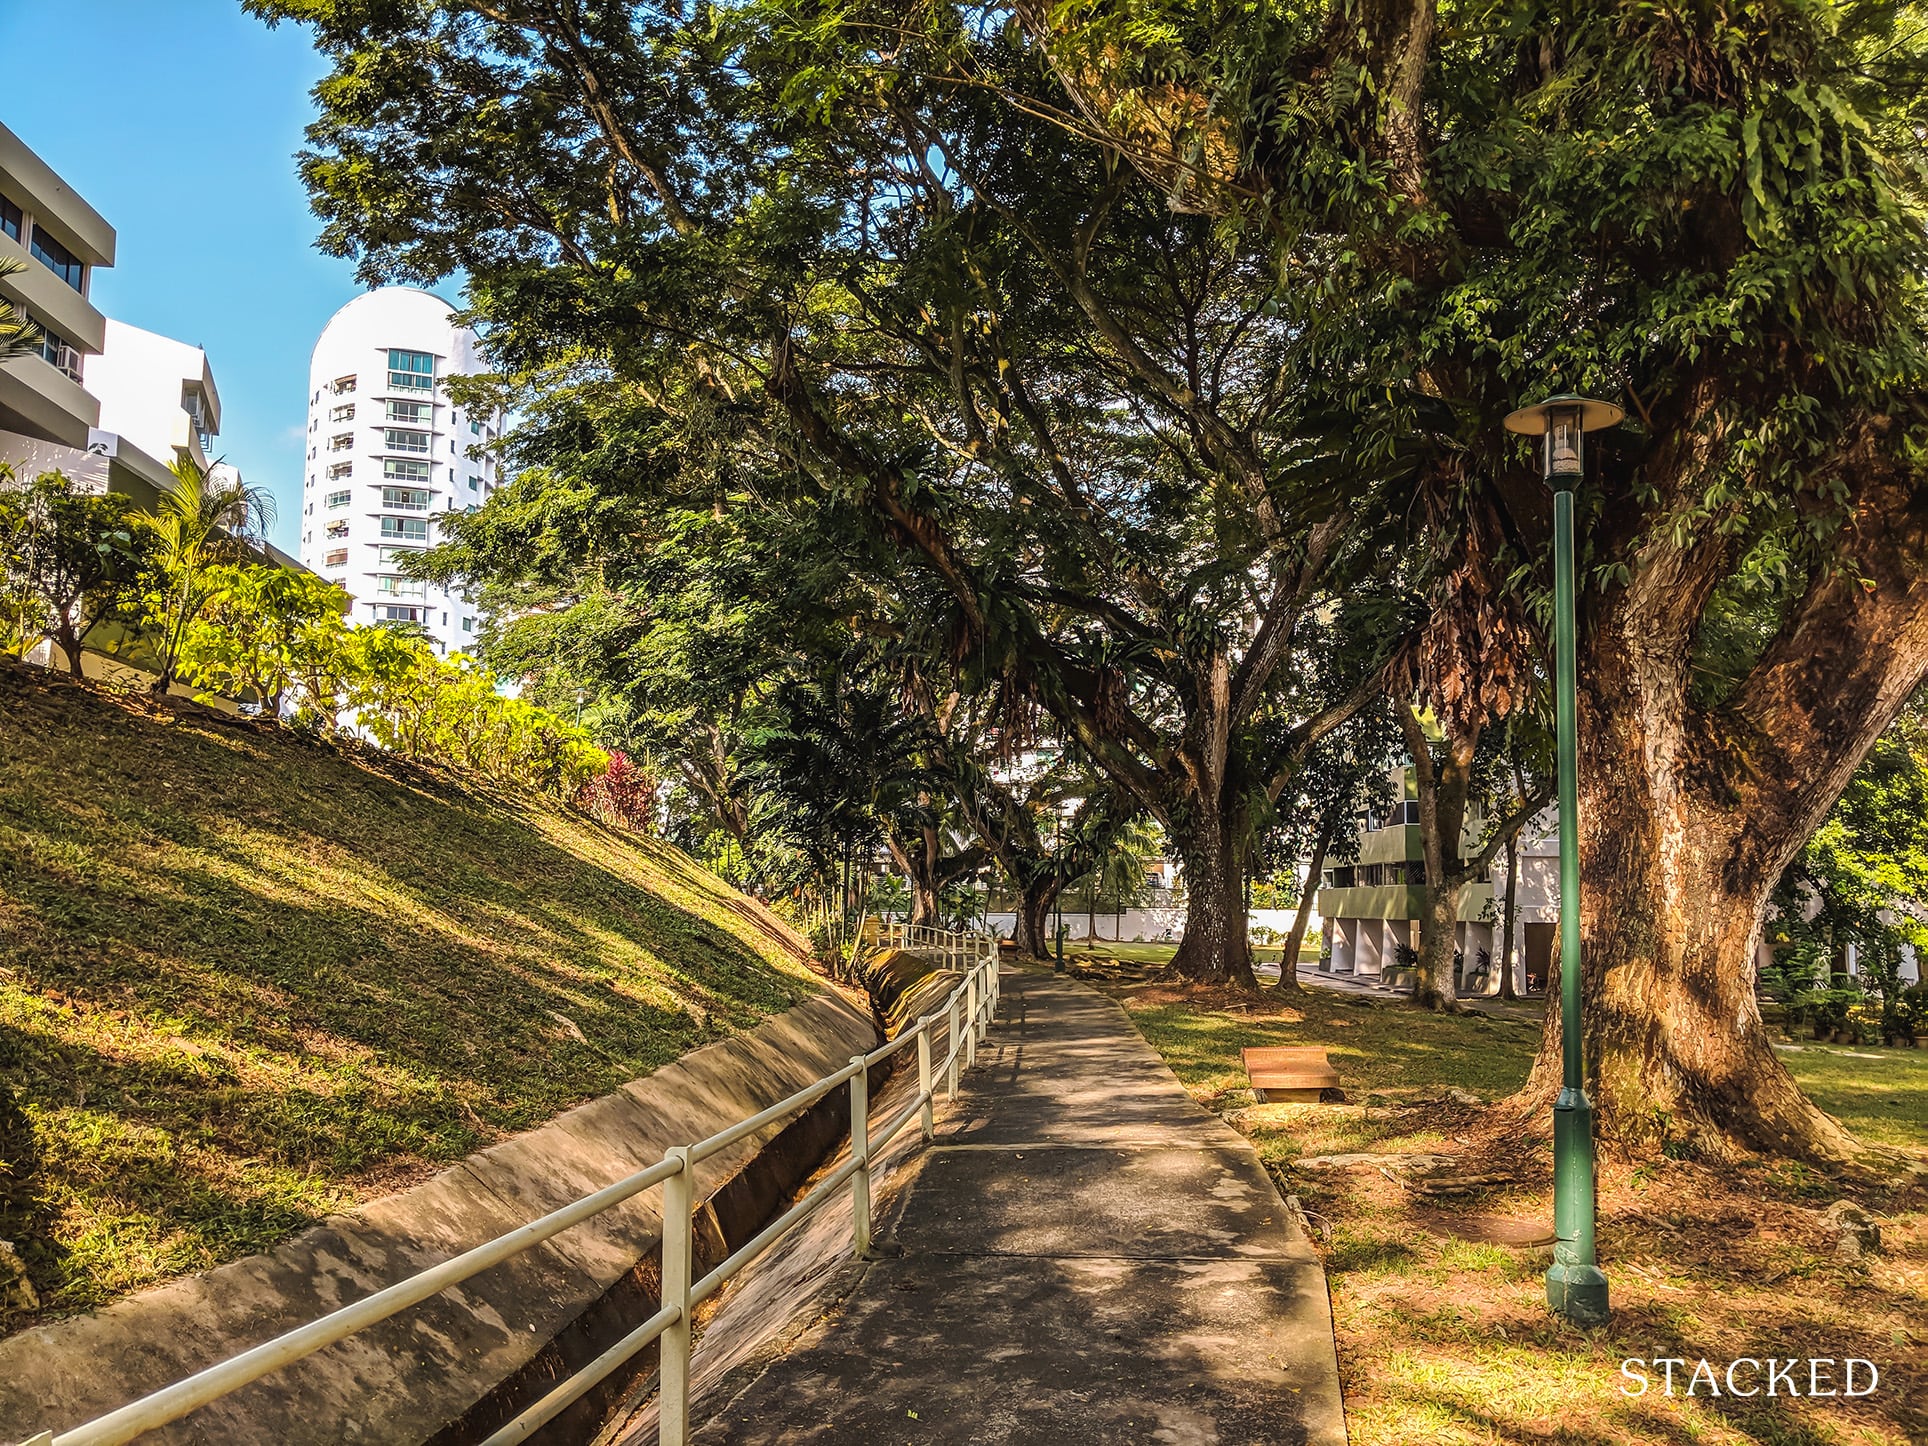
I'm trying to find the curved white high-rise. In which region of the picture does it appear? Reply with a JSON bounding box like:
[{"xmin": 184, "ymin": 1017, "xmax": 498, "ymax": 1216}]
[{"xmin": 299, "ymin": 287, "xmax": 502, "ymax": 654}]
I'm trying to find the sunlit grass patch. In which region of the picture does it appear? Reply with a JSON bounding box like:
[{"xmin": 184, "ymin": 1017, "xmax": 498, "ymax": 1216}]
[{"xmin": 0, "ymin": 663, "xmax": 822, "ymax": 1325}]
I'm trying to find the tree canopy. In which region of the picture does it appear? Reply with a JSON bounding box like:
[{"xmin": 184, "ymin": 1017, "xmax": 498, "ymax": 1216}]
[{"xmin": 249, "ymin": 0, "xmax": 1928, "ymax": 1161}]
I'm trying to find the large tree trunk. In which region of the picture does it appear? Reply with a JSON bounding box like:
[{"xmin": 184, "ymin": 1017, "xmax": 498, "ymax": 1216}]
[
  {"xmin": 884, "ymin": 827, "xmax": 942, "ymax": 924},
  {"xmin": 1168, "ymin": 811, "xmax": 1256, "ymax": 987},
  {"xmin": 1529, "ymin": 767, "xmax": 1867, "ymax": 1163},
  {"xmin": 1013, "ymin": 876, "xmax": 1061, "ymax": 960},
  {"xmin": 1400, "ymin": 702, "xmax": 1475, "ymax": 1012},
  {"xmin": 1276, "ymin": 811, "xmax": 1338, "ymax": 994},
  {"xmin": 1522, "ymin": 461, "xmax": 1928, "ymax": 1165}
]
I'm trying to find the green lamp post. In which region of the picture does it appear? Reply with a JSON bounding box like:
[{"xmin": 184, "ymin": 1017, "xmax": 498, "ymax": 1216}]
[{"xmin": 1502, "ymin": 393, "xmax": 1622, "ymax": 1328}]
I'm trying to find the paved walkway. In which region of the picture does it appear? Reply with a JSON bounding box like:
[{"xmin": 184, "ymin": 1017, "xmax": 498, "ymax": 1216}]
[{"xmin": 687, "ymin": 968, "xmax": 1347, "ymax": 1445}]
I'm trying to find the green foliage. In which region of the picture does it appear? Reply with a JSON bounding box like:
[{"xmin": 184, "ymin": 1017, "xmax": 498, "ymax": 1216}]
[
  {"xmin": 0, "ymin": 470, "xmax": 154, "ymax": 675},
  {"xmin": 1771, "ymin": 692, "xmax": 1928, "ymax": 1041},
  {"xmin": 346, "ymin": 627, "xmax": 609, "ymax": 796},
  {"xmin": 179, "ymin": 563, "xmax": 352, "ymax": 715},
  {"xmin": 244, "ymin": 0, "xmax": 1407, "ymax": 981},
  {"xmin": 0, "ymin": 460, "xmax": 607, "ymax": 798},
  {"xmin": 140, "ymin": 457, "xmax": 276, "ymax": 693},
  {"xmin": 0, "ymin": 260, "xmax": 41, "ymax": 363}
]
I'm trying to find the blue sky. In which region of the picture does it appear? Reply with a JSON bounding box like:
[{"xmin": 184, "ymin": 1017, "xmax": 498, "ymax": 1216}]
[{"xmin": 1, "ymin": 1, "xmax": 368, "ymax": 552}]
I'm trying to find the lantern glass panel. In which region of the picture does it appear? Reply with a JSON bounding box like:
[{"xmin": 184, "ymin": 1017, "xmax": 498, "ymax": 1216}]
[{"xmin": 1545, "ymin": 408, "xmax": 1584, "ymax": 479}]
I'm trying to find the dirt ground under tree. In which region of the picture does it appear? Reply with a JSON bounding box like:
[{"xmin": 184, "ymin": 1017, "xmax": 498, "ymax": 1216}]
[{"xmin": 1065, "ymin": 952, "xmax": 1925, "ymax": 1446}]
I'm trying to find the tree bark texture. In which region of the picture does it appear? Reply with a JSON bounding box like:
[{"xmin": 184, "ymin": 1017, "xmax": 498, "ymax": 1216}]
[
  {"xmin": 1277, "ymin": 811, "xmax": 1338, "ymax": 993},
  {"xmin": 1014, "ymin": 878, "xmax": 1062, "ymax": 960},
  {"xmin": 1167, "ymin": 805, "xmax": 1256, "ymax": 988},
  {"xmin": 1498, "ymin": 834, "xmax": 1520, "ymax": 1002},
  {"xmin": 1526, "ymin": 460, "xmax": 1928, "ymax": 1165},
  {"xmin": 1400, "ymin": 702, "xmax": 1476, "ymax": 1011}
]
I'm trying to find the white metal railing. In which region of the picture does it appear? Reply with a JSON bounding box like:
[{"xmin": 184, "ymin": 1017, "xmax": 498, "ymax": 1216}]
[
  {"xmin": 24, "ymin": 928, "xmax": 1001, "ymax": 1446},
  {"xmin": 878, "ymin": 920, "xmax": 991, "ymax": 978}
]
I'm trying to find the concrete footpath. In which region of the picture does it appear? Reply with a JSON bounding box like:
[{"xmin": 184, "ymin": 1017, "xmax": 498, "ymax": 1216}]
[{"xmin": 686, "ymin": 967, "xmax": 1347, "ymax": 1445}]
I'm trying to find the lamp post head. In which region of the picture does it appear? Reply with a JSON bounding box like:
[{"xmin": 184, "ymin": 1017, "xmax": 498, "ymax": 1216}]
[{"xmin": 1503, "ymin": 393, "xmax": 1624, "ymax": 486}]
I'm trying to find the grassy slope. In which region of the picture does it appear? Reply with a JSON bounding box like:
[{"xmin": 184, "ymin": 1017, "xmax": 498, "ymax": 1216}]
[
  {"xmin": 1078, "ymin": 948, "xmax": 1925, "ymax": 1446},
  {"xmin": 0, "ymin": 662, "xmax": 822, "ymax": 1322}
]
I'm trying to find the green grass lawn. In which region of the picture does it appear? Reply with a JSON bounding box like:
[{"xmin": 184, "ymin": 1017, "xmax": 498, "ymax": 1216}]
[
  {"xmin": 1775, "ymin": 1042, "xmax": 1928, "ymax": 1151},
  {"xmin": 1064, "ymin": 940, "xmax": 1181, "ymax": 965},
  {"xmin": 0, "ymin": 662, "xmax": 823, "ymax": 1324},
  {"xmin": 1098, "ymin": 969, "xmax": 1926, "ymax": 1446},
  {"xmin": 1080, "ymin": 942, "xmax": 1928, "ymax": 1149}
]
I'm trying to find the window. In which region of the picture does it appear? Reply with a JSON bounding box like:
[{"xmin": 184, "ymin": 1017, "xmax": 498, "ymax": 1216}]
[
  {"xmin": 382, "ymin": 458, "xmax": 430, "ymax": 483},
  {"xmin": 325, "ymin": 490, "xmax": 351, "ymax": 510},
  {"xmin": 324, "ymin": 548, "xmax": 349, "ymax": 568},
  {"xmin": 387, "ymin": 348, "xmax": 435, "ymax": 390},
  {"xmin": 378, "ymin": 605, "xmax": 425, "ymax": 624},
  {"xmin": 461, "ymin": 617, "xmax": 474, "ymax": 632},
  {"xmin": 383, "ymin": 428, "xmax": 430, "ymax": 454},
  {"xmin": 376, "ymin": 575, "xmax": 426, "ymax": 600},
  {"xmin": 380, "ymin": 517, "xmax": 429, "ymax": 542},
  {"xmin": 329, "ymin": 433, "xmax": 354, "ymax": 452},
  {"xmin": 386, "ymin": 400, "xmax": 431, "ymax": 424},
  {"xmin": 376, "ymin": 545, "xmax": 420, "ymax": 565},
  {"xmin": 331, "ymin": 375, "xmax": 356, "ymax": 395},
  {"xmin": 326, "ymin": 462, "xmax": 353, "ymax": 481},
  {"xmin": 326, "ymin": 520, "xmax": 350, "ymax": 540},
  {"xmin": 469, "ymin": 418, "xmax": 481, "ymax": 435},
  {"xmin": 329, "ymin": 404, "xmax": 356, "ymax": 423},
  {"xmin": 35, "ymin": 320, "xmax": 82, "ymax": 383},
  {"xmin": 382, "ymin": 486, "xmax": 430, "ymax": 511},
  {"xmin": 467, "ymin": 475, "xmax": 480, "ymax": 492},
  {"xmin": 0, "ymin": 194, "xmax": 19, "ymax": 242},
  {"xmin": 29, "ymin": 226, "xmax": 84, "ymax": 291}
]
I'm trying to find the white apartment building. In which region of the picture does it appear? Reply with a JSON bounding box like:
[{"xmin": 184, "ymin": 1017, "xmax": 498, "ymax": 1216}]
[
  {"xmin": 84, "ymin": 319, "xmax": 222, "ymax": 471},
  {"xmin": 2, "ymin": 124, "xmax": 283, "ymax": 532},
  {"xmin": 0, "ymin": 121, "xmax": 115, "ymax": 462},
  {"xmin": 300, "ymin": 288, "xmax": 502, "ymax": 653}
]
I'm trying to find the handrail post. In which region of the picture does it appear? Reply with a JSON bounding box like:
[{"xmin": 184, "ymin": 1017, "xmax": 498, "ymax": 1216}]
[
  {"xmin": 965, "ymin": 974, "xmax": 979, "ymax": 1067},
  {"xmin": 659, "ymin": 1146, "xmax": 694, "ymax": 1446},
  {"xmin": 917, "ymin": 1020, "xmax": 935, "ymax": 1141},
  {"xmin": 947, "ymin": 996, "xmax": 961, "ymax": 1097},
  {"xmin": 849, "ymin": 1056, "xmax": 871, "ymax": 1258}
]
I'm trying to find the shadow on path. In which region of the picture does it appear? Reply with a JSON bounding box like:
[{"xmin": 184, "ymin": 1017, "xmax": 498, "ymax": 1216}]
[{"xmin": 656, "ymin": 968, "xmax": 1347, "ymax": 1446}]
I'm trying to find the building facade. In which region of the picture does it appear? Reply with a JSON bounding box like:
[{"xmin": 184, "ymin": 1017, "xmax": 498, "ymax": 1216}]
[
  {"xmin": 0, "ymin": 121, "xmax": 115, "ymax": 458},
  {"xmin": 300, "ymin": 288, "xmax": 502, "ymax": 654},
  {"xmin": 84, "ymin": 319, "xmax": 222, "ymax": 472},
  {"xmin": 1316, "ymin": 767, "xmax": 1561, "ymax": 997}
]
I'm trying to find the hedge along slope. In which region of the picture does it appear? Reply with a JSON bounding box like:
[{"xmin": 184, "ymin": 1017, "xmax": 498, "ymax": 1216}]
[{"xmin": 0, "ymin": 661, "xmax": 822, "ymax": 1327}]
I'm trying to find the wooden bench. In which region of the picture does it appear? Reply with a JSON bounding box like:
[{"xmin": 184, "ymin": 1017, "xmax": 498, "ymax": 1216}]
[{"xmin": 1241, "ymin": 1045, "xmax": 1342, "ymax": 1103}]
